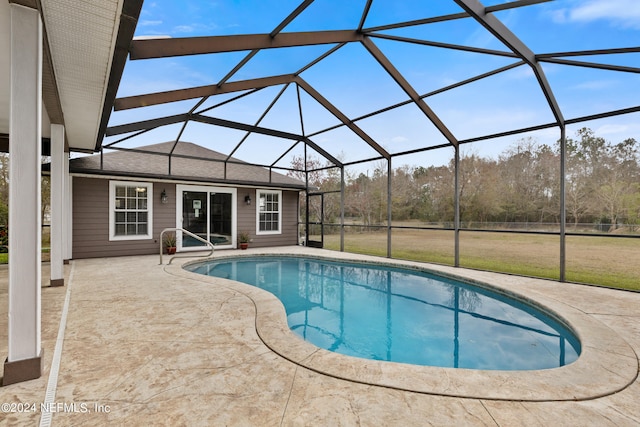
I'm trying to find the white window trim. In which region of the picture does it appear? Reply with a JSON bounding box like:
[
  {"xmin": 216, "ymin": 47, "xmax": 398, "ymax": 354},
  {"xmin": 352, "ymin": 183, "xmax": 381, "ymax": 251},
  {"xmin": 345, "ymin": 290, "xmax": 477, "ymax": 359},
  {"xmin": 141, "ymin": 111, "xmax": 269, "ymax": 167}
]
[
  {"xmin": 109, "ymin": 180, "xmax": 153, "ymax": 241},
  {"xmin": 256, "ymin": 189, "xmax": 282, "ymax": 235}
]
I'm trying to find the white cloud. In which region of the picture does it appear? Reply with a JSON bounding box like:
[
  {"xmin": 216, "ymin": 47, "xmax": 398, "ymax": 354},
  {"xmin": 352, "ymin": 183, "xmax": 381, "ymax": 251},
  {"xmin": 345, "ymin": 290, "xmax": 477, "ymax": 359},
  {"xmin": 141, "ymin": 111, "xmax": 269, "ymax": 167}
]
[
  {"xmin": 568, "ymin": 80, "xmax": 616, "ymax": 91},
  {"xmin": 171, "ymin": 22, "xmax": 220, "ymax": 35},
  {"xmin": 596, "ymin": 124, "xmax": 629, "ymax": 135},
  {"xmin": 548, "ymin": 9, "xmax": 569, "ymax": 24},
  {"xmin": 139, "ymin": 20, "xmax": 163, "ymax": 26},
  {"xmin": 390, "ymin": 136, "xmax": 409, "ymax": 144},
  {"xmin": 557, "ymin": 0, "xmax": 640, "ymax": 29},
  {"xmin": 173, "ymin": 25, "xmax": 195, "ymax": 34},
  {"xmin": 505, "ymin": 65, "xmax": 535, "ymax": 80}
]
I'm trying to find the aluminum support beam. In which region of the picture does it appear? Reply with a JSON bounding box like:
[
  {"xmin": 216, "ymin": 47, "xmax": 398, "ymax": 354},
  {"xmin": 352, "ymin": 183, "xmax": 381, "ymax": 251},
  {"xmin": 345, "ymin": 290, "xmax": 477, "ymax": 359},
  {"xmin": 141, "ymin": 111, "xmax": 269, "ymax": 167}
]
[
  {"xmin": 217, "ymin": 50, "xmax": 260, "ymax": 87},
  {"xmin": 114, "ymin": 74, "xmax": 296, "ymax": 111},
  {"xmin": 304, "ymin": 144, "xmax": 310, "ymax": 246},
  {"xmin": 216, "ymin": 1, "xmax": 315, "ymax": 91},
  {"xmin": 369, "ymin": 33, "xmax": 518, "ymax": 58},
  {"xmin": 361, "ymin": 37, "xmax": 459, "ymax": 148},
  {"xmin": 536, "ymin": 46, "xmax": 640, "ymax": 58},
  {"xmin": 106, "ymin": 114, "xmax": 188, "ymax": 136},
  {"xmin": 129, "ymin": 30, "xmax": 362, "ymax": 59},
  {"xmin": 270, "ymin": 0, "xmax": 315, "ymax": 37},
  {"xmin": 387, "ymin": 158, "xmax": 392, "ymax": 258},
  {"xmin": 191, "ymin": 113, "xmax": 342, "ymax": 166},
  {"xmin": 358, "ymin": 0, "xmax": 373, "ymax": 32},
  {"xmin": 559, "ymin": 125, "xmax": 567, "ymax": 282},
  {"xmin": 453, "ymin": 0, "xmax": 564, "ymax": 125},
  {"xmin": 537, "ymin": 57, "xmax": 640, "ymax": 74},
  {"xmin": 226, "ymin": 84, "xmax": 290, "ymax": 161},
  {"xmin": 105, "ymin": 113, "xmax": 342, "ymax": 167},
  {"xmin": 305, "ymin": 139, "xmax": 343, "ymax": 168},
  {"xmin": 362, "ymin": 0, "xmax": 552, "ymax": 32},
  {"xmin": 293, "ymin": 81, "xmax": 342, "ymax": 168},
  {"xmin": 454, "ymin": 146, "xmax": 460, "ymax": 267},
  {"xmin": 295, "ymin": 77, "xmax": 390, "ymax": 159},
  {"xmin": 340, "ymin": 166, "xmax": 345, "ymax": 252},
  {"xmin": 191, "ymin": 114, "xmax": 305, "ymax": 141}
]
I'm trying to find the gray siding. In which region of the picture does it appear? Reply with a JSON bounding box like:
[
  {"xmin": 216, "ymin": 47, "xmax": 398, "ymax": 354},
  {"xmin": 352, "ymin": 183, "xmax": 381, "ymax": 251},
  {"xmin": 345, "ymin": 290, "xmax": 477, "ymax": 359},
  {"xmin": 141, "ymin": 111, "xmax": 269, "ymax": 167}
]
[
  {"xmin": 72, "ymin": 177, "xmax": 300, "ymax": 258},
  {"xmin": 72, "ymin": 177, "xmax": 176, "ymax": 259},
  {"xmin": 237, "ymin": 190, "xmax": 300, "ymax": 248}
]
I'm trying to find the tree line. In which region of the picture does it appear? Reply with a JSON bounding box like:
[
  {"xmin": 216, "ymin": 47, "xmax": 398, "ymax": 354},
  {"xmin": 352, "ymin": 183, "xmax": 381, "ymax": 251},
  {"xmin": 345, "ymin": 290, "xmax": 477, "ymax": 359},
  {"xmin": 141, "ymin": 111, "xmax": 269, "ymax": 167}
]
[
  {"xmin": 0, "ymin": 154, "xmax": 51, "ymax": 227},
  {"xmin": 290, "ymin": 128, "xmax": 640, "ymax": 232}
]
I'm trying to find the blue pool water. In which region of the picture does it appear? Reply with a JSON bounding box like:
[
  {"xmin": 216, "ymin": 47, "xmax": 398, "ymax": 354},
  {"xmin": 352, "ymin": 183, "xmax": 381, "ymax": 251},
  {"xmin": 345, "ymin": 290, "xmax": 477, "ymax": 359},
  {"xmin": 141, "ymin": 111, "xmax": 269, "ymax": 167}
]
[{"xmin": 186, "ymin": 256, "xmax": 580, "ymax": 370}]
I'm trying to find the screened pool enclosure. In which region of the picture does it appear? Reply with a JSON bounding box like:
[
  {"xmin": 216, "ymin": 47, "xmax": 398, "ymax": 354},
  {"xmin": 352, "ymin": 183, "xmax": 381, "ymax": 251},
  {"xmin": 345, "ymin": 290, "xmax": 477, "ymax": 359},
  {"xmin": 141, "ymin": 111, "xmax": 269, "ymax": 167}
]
[{"xmin": 102, "ymin": 0, "xmax": 640, "ymax": 289}]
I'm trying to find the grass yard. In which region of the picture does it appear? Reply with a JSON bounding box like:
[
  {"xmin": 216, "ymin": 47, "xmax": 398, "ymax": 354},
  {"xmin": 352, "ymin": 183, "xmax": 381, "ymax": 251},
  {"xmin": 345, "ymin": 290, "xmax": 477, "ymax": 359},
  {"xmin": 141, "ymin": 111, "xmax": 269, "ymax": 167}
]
[
  {"xmin": 321, "ymin": 228, "xmax": 640, "ymax": 291},
  {"xmin": 0, "ymin": 227, "xmax": 51, "ymax": 265}
]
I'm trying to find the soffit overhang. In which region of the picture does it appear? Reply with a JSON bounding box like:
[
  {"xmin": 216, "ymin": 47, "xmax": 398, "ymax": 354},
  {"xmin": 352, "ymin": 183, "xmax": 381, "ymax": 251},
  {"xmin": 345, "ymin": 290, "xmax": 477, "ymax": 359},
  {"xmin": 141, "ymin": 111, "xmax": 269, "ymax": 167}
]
[{"xmin": 0, "ymin": 0, "xmax": 140, "ymax": 152}]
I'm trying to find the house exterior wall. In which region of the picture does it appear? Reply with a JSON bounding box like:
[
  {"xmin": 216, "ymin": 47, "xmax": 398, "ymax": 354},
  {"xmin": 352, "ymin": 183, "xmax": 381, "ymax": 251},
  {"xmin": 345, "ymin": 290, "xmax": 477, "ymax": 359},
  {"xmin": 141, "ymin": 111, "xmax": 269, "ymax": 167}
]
[
  {"xmin": 72, "ymin": 176, "xmax": 300, "ymax": 259},
  {"xmin": 72, "ymin": 177, "xmax": 176, "ymax": 258},
  {"xmin": 236, "ymin": 189, "xmax": 300, "ymax": 248}
]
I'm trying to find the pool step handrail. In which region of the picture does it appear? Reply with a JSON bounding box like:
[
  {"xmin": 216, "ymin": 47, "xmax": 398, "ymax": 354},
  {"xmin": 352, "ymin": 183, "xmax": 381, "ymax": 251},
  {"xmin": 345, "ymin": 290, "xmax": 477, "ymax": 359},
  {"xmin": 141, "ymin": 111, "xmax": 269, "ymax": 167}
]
[{"xmin": 159, "ymin": 227, "xmax": 215, "ymax": 265}]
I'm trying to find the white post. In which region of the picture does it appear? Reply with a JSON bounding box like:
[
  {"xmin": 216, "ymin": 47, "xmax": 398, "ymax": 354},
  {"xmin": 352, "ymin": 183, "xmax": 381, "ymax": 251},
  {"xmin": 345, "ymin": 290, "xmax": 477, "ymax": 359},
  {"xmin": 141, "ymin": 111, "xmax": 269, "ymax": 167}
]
[
  {"xmin": 63, "ymin": 153, "xmax": 72, "ymax": 261},
  {"xmin": 4, "ymin": 3, "xmax": 43, "ymax": 385},
  {"xmin": 50, "ymin": 124, "xmax": 64, "ymax": 286}
]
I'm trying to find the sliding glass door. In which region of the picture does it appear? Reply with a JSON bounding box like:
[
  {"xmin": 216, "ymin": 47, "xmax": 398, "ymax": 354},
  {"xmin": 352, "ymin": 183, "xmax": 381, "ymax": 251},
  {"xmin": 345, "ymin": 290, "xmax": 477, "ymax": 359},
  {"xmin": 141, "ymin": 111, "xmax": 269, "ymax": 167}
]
[{"xmin": 177, "ymin": 185, "xmax": 236, "ymax": 250}]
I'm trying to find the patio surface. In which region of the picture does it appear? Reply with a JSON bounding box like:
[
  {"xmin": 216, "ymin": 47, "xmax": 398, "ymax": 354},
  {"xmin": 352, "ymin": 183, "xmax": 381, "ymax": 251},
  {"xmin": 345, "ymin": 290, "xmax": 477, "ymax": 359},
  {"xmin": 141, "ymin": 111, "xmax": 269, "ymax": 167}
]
[{"xmin": 1, "ymin": 246, "xmax": 639, "ymax": 426}]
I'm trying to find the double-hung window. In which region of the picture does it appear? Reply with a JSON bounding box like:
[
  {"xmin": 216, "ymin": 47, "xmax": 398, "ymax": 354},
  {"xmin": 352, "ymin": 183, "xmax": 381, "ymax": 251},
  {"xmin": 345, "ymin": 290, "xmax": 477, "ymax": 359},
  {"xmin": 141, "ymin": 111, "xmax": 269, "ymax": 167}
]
[
  {"xmin": 256, "ymin": 190, "xmax": 281, "ymax": 234},
  {"xmin": 109, "ymin": 181, "xmax": 153, "ymax": 240}
]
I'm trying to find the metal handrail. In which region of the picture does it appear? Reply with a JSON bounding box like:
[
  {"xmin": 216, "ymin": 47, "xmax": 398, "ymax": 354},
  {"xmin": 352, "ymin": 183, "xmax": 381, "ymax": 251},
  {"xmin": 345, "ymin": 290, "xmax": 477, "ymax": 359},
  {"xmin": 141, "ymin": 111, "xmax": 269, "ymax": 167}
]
[{"xmin": 159, "ymin": 227, "xmax": 215, "ymax": 265}]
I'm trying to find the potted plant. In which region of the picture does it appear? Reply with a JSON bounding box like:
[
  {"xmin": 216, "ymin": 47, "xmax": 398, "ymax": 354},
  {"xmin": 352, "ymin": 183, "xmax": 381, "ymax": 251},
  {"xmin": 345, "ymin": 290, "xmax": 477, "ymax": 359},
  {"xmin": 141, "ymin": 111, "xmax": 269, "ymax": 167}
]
[
  {"xmin": 163, "ymin": 233, "xmax": 177, "ymax": 255},
  {"xmin": 238, "ymin": 231, "xmax": 250, "ymax": 250}
]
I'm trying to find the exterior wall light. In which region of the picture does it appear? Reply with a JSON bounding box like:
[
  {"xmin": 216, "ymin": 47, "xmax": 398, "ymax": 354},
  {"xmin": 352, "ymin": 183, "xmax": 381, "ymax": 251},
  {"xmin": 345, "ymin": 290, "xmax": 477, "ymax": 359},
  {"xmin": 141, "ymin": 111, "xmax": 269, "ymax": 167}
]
[
  {"xmin": 161, "ymin": 189, "xmax": 168, "ymax": 204},
  {"xmin": 245, "ymin": 195, "xmax": 251, "ymax": 205}
]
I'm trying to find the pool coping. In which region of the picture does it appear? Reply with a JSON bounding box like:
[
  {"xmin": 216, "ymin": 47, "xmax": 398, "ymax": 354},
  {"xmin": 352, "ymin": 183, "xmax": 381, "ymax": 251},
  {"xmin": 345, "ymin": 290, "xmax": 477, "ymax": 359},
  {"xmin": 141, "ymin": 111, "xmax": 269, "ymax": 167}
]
[{"xmin": 165, "ymin": 249, "xmax": 639, "ymax": 402}]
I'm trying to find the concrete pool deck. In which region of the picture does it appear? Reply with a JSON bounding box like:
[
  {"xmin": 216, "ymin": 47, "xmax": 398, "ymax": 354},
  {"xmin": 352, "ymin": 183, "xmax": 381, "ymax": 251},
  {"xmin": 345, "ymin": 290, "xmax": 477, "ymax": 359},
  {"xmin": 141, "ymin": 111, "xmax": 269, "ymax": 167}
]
[{"xmin": 1, "ymin": 246, "xmax": 639, "ymax": 425}]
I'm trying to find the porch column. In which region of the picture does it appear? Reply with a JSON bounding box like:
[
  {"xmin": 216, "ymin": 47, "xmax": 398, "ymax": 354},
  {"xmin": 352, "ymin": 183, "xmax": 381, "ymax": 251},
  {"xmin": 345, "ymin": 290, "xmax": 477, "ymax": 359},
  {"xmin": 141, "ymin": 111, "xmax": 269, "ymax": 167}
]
[
  {"xmin": 63, "ymin": 153, "xmax": 72, "ymax": 261},
  {"xmin": 50, "ymin": 124, "xmax": 64, "ymax": 286},
  {"xmin": 4, "ymin": 3, "xmax": 43, "ymax": 385}
]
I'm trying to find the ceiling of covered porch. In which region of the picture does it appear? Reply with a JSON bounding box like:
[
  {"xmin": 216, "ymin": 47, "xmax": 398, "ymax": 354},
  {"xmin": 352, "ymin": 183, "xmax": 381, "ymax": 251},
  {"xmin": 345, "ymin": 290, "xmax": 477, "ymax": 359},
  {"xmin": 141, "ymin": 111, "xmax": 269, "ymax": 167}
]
[{"xmin": 0, "ymin": 0, "xmax": 141, "ymax": 153}]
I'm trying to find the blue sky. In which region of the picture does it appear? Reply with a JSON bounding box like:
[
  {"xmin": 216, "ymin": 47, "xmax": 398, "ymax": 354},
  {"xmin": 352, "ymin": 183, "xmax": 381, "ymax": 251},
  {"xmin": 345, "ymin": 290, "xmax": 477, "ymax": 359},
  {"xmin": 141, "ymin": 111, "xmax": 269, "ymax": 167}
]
[{"xmin": 105, "ymin": 0, "xmax": 640, "ymax": 171}]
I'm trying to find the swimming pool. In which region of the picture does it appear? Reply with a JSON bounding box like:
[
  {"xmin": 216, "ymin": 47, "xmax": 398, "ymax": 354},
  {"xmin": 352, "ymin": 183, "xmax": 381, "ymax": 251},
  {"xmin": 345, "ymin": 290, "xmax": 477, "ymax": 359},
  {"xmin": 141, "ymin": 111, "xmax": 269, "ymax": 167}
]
[{"xmin": 186, "ymin": 255, "xmax": 580, "ymax": 370}]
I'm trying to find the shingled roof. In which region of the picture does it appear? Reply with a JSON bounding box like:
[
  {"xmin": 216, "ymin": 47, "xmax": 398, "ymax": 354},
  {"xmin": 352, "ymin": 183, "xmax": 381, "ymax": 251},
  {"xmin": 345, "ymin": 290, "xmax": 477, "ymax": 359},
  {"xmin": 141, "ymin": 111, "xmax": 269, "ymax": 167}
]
[{"xmin": 69, "ymin": 141, "xmax": 305, "ymax": 189}]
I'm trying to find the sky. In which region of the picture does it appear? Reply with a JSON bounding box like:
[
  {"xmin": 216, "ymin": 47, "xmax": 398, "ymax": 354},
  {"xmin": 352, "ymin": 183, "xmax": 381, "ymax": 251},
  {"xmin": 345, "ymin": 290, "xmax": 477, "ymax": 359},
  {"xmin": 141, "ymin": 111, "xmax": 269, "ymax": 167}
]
[{"xmin": 104, "ymin": 0, "xmax": 640, "ymax": 172}]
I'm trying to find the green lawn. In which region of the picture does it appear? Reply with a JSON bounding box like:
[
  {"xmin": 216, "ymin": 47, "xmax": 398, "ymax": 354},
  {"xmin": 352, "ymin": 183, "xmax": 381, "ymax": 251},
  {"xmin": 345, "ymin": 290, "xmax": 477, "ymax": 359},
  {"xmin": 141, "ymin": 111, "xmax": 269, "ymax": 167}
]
[
  {"xmin": 323, "ymin": 229, "xmax": 640, "ymax": 291},
  {"xmin": 3, "ymin": 228, "xmax": 637, "ymax": 291}
]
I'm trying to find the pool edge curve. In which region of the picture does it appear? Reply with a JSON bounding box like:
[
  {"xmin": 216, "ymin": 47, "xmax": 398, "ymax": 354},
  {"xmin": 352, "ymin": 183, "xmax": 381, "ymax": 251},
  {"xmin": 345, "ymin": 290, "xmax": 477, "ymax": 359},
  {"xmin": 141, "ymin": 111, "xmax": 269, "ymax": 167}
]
[{"xmin": 167, "ymin": 248, "xmax": 638, "ymax": 402}]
